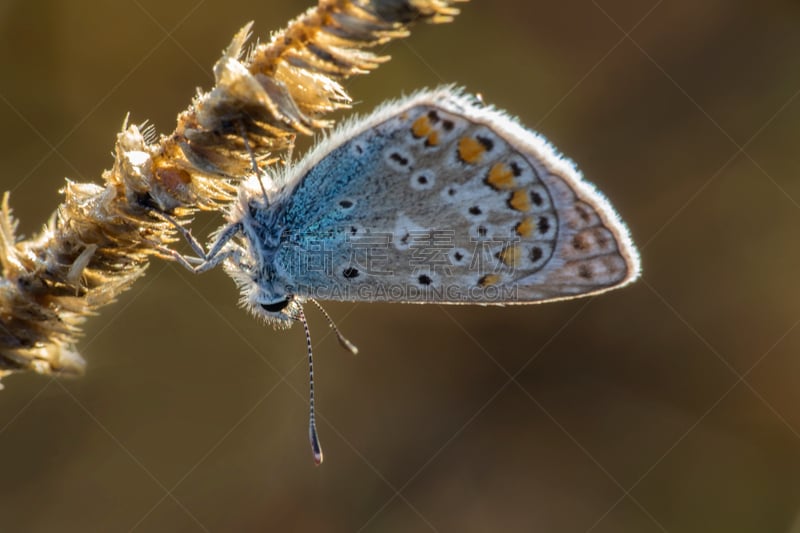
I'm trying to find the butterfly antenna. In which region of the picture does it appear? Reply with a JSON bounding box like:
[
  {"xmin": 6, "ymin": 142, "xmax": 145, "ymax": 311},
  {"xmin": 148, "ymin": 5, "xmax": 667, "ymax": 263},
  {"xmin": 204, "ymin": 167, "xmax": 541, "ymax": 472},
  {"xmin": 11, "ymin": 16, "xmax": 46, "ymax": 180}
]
[
  {"xmin": 297, "ymin": 308, "xmax": 324, "ymax": 465},
  {"xmin": 310, "ymin": 298, "xmax": 358, "ymax": 355},
  {"xmin": 237, "ymin": 120, "xmax": 269, "ymax": 203}
]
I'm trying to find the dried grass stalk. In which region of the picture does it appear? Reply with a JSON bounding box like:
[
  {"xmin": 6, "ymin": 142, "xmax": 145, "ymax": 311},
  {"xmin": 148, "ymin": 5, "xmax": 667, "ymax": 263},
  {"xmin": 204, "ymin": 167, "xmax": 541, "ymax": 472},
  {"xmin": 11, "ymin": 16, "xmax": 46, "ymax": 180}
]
[{"xmin": 0, "ymin": 0, "xmax": 466, "ymax": 386}]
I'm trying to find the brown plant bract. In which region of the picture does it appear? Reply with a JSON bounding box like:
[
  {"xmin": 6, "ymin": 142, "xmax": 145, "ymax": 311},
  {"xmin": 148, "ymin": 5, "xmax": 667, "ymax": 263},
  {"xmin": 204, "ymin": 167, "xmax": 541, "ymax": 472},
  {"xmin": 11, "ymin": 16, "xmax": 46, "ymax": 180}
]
[{"xmin": 0, "ymin": 0, "xmax": 465, "ymax": 386}]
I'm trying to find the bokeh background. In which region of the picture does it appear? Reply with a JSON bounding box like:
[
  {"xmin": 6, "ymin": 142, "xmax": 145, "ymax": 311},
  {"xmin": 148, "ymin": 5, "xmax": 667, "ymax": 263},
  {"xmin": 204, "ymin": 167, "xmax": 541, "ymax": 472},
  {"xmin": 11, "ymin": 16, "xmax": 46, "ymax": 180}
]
[{"xmin": 2, "ymin": 1, "xmax": 800, "ymax": 531}]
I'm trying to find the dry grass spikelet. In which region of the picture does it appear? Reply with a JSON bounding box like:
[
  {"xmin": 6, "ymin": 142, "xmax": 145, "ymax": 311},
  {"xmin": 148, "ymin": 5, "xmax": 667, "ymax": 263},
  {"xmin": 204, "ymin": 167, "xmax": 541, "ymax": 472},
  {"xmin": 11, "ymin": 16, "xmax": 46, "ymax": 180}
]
[{"xmin": 0, "ymin": 0, "xmax": 466, "ymax": 387}]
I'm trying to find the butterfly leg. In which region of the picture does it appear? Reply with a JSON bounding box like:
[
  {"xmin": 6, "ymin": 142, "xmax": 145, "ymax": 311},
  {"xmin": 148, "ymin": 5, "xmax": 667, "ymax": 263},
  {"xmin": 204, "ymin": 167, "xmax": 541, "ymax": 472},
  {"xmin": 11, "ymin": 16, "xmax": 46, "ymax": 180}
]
[
  {"xmin": 149, "ymin": 210, "xmax": 208, "ymax": 258},
  {"xmin": 148, "ymin": 209, "xmax": 241, "ymax": 274},
  {"xmin": 196, "ymin": 222, "xmax": 242, "ymax": 273},
  {"xmin": 237, "ymin": 120, "xmax": 272, "ymax": 202}
]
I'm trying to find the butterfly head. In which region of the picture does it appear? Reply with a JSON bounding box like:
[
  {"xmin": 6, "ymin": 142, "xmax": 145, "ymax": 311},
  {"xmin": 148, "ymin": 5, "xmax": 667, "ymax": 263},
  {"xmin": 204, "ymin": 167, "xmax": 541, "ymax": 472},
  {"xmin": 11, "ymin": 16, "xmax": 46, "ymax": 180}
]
[
  {"xmin": 223, "ymin": 245, "xmax": 302, "ymax": 329},
  {"xmin": 254, "ymin": 295, "xmax": 303, "ymax": 328},
  {"xmin": 220, "ymin": 173, "xmax": 303, "ymax": 328}
]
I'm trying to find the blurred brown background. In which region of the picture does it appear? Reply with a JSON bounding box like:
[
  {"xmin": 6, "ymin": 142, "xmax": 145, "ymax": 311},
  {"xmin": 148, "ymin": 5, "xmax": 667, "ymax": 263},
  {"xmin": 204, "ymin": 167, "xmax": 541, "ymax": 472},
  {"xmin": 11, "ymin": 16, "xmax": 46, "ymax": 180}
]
[{"xmin": 2, "ymin": 0, "xmax": 800, "ymax": 531}]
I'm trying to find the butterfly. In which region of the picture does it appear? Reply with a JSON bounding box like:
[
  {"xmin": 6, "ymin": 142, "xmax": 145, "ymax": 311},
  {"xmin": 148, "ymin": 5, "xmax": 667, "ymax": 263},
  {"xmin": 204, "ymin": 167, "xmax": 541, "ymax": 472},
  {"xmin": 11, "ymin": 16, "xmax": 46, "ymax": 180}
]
[{"xmin": 161, "ymin": 86, "xmax": 640, "ymax": 463}]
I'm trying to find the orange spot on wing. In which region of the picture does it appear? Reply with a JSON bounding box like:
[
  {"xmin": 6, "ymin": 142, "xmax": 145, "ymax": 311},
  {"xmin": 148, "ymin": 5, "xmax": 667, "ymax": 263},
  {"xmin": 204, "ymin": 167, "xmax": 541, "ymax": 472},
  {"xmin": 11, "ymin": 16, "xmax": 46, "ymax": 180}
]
[
  {"xmin": 497, "ymin": 244, "xmax": 523, "ymax": 267},
  {"xmin": 508, "ymin": 189, "xmax": 531, "ymax": 212},
  {"xmin": 478, "ymin": 274, "xmax": 500, "ymax": 287},
  {"xmin": 515, "ymin": 217, "xmax": 534, "ymax": 237},
  {"xmin": 412, "ymin": 115, "xmax": 432, "ymax": 138},
  {"xmin": 458, "ymin": 137, "xmax": 485, "ymax": 164},
  {"xmin": 486, "ymin": 162, "xmax": 515, "ymax": 190},
  {"xmin": 426, "ymin": 131, "xmax": 440, "ymax": 146}
]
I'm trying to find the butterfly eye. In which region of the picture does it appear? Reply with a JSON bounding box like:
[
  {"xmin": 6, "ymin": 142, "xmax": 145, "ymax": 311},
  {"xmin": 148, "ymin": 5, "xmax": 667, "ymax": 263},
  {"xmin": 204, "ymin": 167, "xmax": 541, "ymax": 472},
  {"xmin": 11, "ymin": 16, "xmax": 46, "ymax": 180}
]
[{"xmin": 260, "ymin": 299, "xmax": 289, "ymax": 312}]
